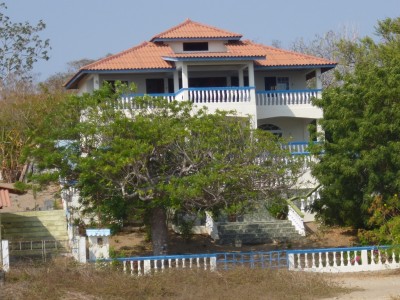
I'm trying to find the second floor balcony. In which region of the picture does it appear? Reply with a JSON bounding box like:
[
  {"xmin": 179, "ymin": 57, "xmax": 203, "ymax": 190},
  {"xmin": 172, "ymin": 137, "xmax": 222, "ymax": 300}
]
[{"xmin": 119, "ymin": 87, "xmax": 323, "ymax": 120}]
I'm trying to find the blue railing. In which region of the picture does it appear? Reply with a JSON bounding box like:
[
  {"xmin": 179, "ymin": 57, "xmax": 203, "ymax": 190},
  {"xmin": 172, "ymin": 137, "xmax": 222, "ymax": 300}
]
[
  {"xmin": 93, "ymin": 245, "xmax": 400, "ymax": 274},
  {"xmin": 217, "ymin": 250, "xmax": 288, "ymax": 270}
]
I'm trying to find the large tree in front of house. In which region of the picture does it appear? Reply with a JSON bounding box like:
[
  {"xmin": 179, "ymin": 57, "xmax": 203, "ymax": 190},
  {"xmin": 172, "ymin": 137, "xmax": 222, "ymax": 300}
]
[
  {"xmin": 311, "ymin": 17, "xmax": 400, "ymax": 229},
  {"xmin": 30, "ymin": 83, "xmax": 301, "ymax": 255}
]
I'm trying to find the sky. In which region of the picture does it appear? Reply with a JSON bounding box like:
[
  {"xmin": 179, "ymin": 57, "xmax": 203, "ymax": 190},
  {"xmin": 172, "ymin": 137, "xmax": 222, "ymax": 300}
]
[{"xmin": 5, "ymin": 0, "xmax": 400, "ymax": 81}]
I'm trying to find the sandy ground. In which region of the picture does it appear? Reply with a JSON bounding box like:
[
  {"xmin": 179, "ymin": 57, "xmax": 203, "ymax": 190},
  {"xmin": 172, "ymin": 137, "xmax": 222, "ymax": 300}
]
[{"xmin": 325, "ymin": 270, "xmax": 400, "ymax": 299}]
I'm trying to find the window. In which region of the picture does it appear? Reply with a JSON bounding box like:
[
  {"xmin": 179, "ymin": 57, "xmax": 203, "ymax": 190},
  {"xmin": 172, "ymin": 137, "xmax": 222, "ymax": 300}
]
[
  {"xmin": 277, "ymin": 77, "xmax": 289, "ymax": 90},
  {"xmin": 146, "ymin": 78, "xmax": 165, "ymax": 93},
  {"xmin": 231, "ymin": 76, "xmax": 249, "ymax": 87},
  {"xmin": 183, "ymin": 42, "xmax": 209, "ymax": 51},
  {"xmin": 264, "ymin": 77, "xmax": 289, "ymax": 90},
  {"xmin": 258, "ymin": 123, "xmax": 283, "ymax": 137}
]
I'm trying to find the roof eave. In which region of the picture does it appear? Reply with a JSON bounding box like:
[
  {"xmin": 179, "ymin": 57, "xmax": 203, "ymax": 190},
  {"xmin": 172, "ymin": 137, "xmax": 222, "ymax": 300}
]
[
  {"xmin": 255, "ymin": 63, "xmax": 337, "ymax": 71},
  {"xmin": 163, "ymin": 56, "xmax": 266, "ymax": 62}
]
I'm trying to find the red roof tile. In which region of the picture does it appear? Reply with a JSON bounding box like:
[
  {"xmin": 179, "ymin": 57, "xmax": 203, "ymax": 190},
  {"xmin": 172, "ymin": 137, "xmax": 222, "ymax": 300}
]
[
  {"xmin": 255, "ymin": 44, "xmax": 335, "ymax": 67},
  {"xmin": 84, "ymin": 42, "xmax": 174, "ymax": 71},
  {"xmin": 65, "ymin": 20, "xmax": 336, "ymax": 88},
  {"xmin": 151, "ymin": 19, "xmax": 242, "ymax": 41}
]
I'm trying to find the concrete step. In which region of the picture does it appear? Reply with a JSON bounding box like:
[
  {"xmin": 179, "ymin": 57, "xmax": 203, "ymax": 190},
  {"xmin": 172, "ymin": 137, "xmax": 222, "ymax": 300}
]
[
  {"xmin": 1, "ymin": 210, "xmax": 68, "ymax": 241},
  {"xmin": 217, "ymin": 220, "xmax": 302, "ymax": 245}
]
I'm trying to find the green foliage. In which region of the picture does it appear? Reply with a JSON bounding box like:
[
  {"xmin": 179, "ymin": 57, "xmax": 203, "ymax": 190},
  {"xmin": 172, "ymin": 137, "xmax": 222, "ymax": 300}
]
[
  {"xmin": 267, "ymin": 199, "xmax": 288, "ymax": 220},
  {"xmin": 13, "ymin": 181, "xmax": 30, "ymax": 192},
  {"xmin": 312, "ymin": 17, "xmax": 400, "ymax": 228},
  {"xmin": 177, "ymin": 218, "xmax": 195, "ymax": 242},
  {"xmin": 30, "ymin": 82, "xmax": 301, "ymax": 252},
  {"xmin": 0, "ymin": 2, "xmax": 50, "ymax": 82}
]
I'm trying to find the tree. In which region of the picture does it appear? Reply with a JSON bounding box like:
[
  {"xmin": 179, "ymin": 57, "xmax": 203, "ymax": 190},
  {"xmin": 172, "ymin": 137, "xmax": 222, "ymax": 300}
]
[
  {"xmin": 0, "ymin": 82, "xmax": 69, "ymax": 182},
  {"xmin": 0, "ymin": 2, "xmax": 50, "ymax": 84},
  {"xmin": 290, "ymin": 26, "xmax": 359, "ymax": 87},
  {"xmin": 42, "ymin": 58, "xmax": 96, "ymax": 93},
  {"xmin": 311, "ymin": 17, "xmax": 400, "ymax": 228},
  {"xmin": 30, "ymin": 83, "xmax": 301, "ymax": 255}
]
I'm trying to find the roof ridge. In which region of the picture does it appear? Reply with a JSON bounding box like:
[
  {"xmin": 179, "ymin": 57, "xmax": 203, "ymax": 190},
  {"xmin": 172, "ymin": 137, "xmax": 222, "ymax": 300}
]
[{"xmin": 150, "ymin": 19, "xmax": 242, "ymax": 41}]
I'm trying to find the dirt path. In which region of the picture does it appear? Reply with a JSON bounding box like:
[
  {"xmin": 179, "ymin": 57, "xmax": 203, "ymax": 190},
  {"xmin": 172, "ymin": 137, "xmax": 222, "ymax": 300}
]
[{"xmin": 326, "ymin": 270, "xmax": 400, "ymax": 299}]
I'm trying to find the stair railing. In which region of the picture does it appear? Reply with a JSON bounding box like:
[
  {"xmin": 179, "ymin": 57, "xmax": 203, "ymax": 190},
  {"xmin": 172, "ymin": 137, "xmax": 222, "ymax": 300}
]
[{"xmin": 286, "ymin": 184, "xmax": 321, "ymax": 236}]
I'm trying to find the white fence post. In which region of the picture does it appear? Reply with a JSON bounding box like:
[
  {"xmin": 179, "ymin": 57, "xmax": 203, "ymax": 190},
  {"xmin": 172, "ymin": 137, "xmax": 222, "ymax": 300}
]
[
  {"xmin": 78, "ymin": 236, "xmax": 87, "ymax": 263},
  {"xmin": 1, "ymin": 240, "xmax": 9, "ymax": 272}
]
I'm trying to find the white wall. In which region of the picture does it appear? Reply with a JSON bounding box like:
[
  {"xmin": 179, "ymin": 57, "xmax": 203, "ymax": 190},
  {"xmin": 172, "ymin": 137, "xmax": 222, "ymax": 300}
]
[
  {"xmin": 258, "ymin": 117, "xmax": 314, "ymax": 141},
  {"xmin": 167, "ymin": 40, "xmax": 227, "ymax": 53}
]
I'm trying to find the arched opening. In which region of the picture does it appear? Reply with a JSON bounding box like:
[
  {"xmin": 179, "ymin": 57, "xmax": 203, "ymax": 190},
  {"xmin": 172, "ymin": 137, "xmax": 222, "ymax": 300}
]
[{"xmin": 258, "ymin": 123, "xmax": 283, "ymax": 137}]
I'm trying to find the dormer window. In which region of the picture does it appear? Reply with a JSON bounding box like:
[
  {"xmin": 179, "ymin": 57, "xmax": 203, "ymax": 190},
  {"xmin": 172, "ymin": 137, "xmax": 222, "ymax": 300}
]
[{"xmin": 183, "ymin": 42, "xmax": 209, "ymax": 51}]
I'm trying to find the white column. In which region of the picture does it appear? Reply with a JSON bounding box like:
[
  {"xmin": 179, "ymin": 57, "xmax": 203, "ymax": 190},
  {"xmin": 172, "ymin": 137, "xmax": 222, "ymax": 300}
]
[
  {"xmin": 173, "ymin": 70, "xmax": 180, "ymax": 92},
  {"xmin": 248, "ymin": 62, "xmax": 257, "ymax": 129},
  {"xmin": 182, "ymin": 63, "xmax": 189, "ymax": 89},
  {"xmin": 181, "ymin": 63, "xmax": 189, "ymax": 101},
  {"xmin": 316, "ymin": 68, "xmax": 322, "ymax": 89},
  {"xmin": 93, "ymin": 74, "xmax": 100, "ymax": 90},
  {"xmin": 163, "ymin": 78, "xmax": 169, "ymax": 93},
  {"xmin": 248, "ymin": 63, "xmax": 255, "ymax": 87},
  {"xmin": 238, "ymin": 68, "xmax": 244, "ymax": 87}
]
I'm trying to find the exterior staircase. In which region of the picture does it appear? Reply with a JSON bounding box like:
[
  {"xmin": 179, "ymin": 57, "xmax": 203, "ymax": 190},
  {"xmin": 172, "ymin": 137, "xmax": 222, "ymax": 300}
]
[
  {"xmin": 0, "ymin": 210, "xmax": 69, "ymax": 260},
  {"xmin": 217, "ymin": 220, "xmax": 302, "ymax": 245}
]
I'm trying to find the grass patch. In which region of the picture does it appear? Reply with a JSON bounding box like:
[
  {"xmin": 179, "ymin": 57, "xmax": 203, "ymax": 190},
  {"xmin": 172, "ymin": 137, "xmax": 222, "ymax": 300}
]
[{"xmin": 0, "ymin": 258, "xmax": 348, "ymax": 300}]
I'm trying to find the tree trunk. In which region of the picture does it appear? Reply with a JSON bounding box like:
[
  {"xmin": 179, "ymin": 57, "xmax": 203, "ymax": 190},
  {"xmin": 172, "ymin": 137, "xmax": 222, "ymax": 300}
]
[{"xmin": 150, "ymin": 207, "xmax": 168, "ymax": 255}]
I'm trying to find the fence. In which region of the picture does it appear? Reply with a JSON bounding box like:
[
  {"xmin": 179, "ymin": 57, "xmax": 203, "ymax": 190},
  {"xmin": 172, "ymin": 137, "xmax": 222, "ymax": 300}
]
[
  {"xmin": 95, "ymin": 245, "xmax": 400, "ymax": 275},
  {"xmin": 288, "ymin": 246, "xmax": 400, "ymax": 273},
  {"xmin": 96, "ymin": 250, "xmax": 288, "ymax": 275},
  {"xmin": 8, "ymin": 239, "xmax": 69, "ymax": 262}
]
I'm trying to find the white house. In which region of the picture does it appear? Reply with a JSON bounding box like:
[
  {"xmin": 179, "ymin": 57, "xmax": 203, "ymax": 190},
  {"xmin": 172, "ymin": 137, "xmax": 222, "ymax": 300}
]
[
  {"xmin": 64, "ymin": 19, "xmax": 336, "ymax": 237},
  {"xmin": 65, "ymin": 19, "xmax": 336, "ymax": 146}
]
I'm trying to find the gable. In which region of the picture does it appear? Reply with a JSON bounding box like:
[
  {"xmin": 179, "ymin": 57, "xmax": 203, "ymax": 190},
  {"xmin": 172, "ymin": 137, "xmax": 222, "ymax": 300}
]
[{"xmin": 151, "ymin": 19, "xmax": 242, "ymax": 42}]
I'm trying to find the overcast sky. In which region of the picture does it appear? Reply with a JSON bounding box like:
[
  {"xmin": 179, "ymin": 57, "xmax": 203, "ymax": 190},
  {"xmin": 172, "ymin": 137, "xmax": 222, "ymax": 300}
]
[{"xmin": 6, "ymin": 0, "xmax": 400, "ymax": 81}]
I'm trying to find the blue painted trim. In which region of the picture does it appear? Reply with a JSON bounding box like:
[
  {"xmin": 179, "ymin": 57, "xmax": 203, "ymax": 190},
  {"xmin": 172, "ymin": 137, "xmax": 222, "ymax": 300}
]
[
  {"xmin": 86, "ymin": 228, "xmax": 111, "ymax": 236},
  {"xmin": 163, "ymin": 56, "xmax": 265, "ymax": 62},
  {"xmin": 99, "ymin": 253, "xmax": 217, "ymax": 263},
  {"xmin": 152, "ymin": 37, "xmax": 242, "ymax": 42},
  {"xmin": 256, "ymin": 89, "xmax": 322, "ymax": 94},
  {"xmin": 123, "ymin": 86, "xmax": 255, "ymax": 98},
  {"xmin": 291, "ymin": 152, "xmax": 310, "ymax": 156},
  {"xmin": 255, "ymin": 64, "xmax": 337, "ymax": 70}
]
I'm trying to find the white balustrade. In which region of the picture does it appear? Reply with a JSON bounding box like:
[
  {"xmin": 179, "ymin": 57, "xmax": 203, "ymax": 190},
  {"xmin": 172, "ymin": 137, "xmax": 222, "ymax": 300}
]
[
  {"xmin": 116, "ymin": 254, "xmax": 217, "ymax": 275},
  {"xmin": 288, "ymin": 246, "xmax": 400, "ymax": 273},
  {"xmin": 256, "ymin": 89, "xmax": 321, "ymax": 106},
  {"xmin": 188, "ymin": 87, "xmax": 252, "ymax": 104},
  {"xmin": 287, "ymin": 204, "xmax": 306, "ymax": 236}
]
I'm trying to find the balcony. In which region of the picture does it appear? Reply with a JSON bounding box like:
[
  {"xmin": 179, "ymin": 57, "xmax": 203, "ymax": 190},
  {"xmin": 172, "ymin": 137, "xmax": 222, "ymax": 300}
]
[{"xmin": 119, "ymin": 88, "xmax": 322, "ymax": 119}]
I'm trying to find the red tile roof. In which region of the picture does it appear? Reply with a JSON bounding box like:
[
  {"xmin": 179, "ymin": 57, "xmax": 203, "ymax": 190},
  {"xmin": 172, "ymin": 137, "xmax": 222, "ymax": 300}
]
[
  {"xmin": 151, "ymin": 19, "xmax": 242, "ymax": 41},
  {"xmin": 83, "ymin": 42, "xmax": 174, "ymax": 71},
  {"xmin": 65, "ymin": 20, "xmax": 336, "ymax": 88},
  {"xmin": 255, "ymin": 44, "xmax": 335, "ymax": 68}
]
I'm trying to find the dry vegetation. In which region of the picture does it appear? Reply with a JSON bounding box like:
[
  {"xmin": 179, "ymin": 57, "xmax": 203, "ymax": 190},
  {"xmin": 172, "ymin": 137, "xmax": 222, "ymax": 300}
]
[{"xmin": 0, "ymin": 258, "xmax": 348, "ymax": 300}]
